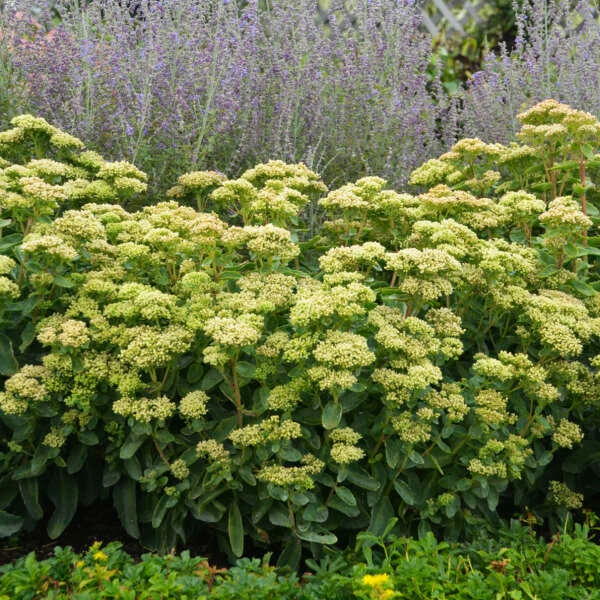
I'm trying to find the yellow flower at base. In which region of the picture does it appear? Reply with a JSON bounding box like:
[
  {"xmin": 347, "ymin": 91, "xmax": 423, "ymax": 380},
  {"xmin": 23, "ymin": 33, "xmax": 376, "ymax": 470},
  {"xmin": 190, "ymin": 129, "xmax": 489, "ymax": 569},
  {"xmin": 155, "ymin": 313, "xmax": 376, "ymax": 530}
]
[
  {"xmin": 361, "ymin": 573, "xmax": 396, "ymax": 599},
  {"xmin": 362, "ymin": 573, "xmax": 390, "ymax": 587}
]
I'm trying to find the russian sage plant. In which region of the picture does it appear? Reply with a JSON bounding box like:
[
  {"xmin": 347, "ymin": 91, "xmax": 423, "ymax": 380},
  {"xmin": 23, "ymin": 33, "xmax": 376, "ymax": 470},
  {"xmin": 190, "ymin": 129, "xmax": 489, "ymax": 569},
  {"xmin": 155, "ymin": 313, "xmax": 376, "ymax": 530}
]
[
  {"xmin": 461, "ymin": 0, "xmax": 600, "ymax": 143},
  {"xmin": 2, "ymin": 0, "xmax": 445, "ymax": 197}
]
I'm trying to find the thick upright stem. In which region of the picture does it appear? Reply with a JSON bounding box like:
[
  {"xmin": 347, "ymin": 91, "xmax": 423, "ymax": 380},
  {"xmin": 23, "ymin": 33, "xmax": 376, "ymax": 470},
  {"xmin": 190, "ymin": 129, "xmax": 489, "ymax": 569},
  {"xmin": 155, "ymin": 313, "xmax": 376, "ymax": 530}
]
[{"xmin": 579, "ymin": 149, "xmax": 588, "ymax": 246}]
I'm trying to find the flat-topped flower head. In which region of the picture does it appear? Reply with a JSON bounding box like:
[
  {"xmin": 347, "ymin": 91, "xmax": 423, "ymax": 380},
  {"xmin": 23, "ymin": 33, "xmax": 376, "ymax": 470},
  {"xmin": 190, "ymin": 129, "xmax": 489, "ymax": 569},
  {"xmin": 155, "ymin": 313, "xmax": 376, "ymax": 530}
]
[
  {"xmin": 204, "ymin": 314, "xmax": 263, "ymax": 347},
  {"xmin": 241, "ymin": 160, "xmax": 322, "ymax": 187},
  {"xmin": 313, "ymin": 331, "xmax": 375, "ymax": 370},
  {"xmin": 229, "ymin": 415, "xmax": 302, "ymax": 447},
  {"xmin": 539, "ymin": 196, "xmax": 592, "ymax": 229},
  {"xmin": 97, "ymin": 161, "xmax": 147, "ymax": 182},
  {"xmin": 21, "ymin": 234, "xmax": 78, "ymax": 261},
  {"xmin": 112, "ymin": 395, "xmax": 176, "ymax": 423},
  {"xmin": 179, "ymin": 390, "xmax": 209, "ymax": 420},
  {"xmin": 409, "ymin": 158, "xmax": 455, "ymax": 187}
]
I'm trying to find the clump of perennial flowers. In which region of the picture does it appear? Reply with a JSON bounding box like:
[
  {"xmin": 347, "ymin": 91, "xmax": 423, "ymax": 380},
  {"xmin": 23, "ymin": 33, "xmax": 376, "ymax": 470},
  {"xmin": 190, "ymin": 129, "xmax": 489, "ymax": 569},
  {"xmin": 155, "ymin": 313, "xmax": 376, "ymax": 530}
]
[{"xmin": 0, "ymin": 105, "xmax": 598, "ymax": 562}]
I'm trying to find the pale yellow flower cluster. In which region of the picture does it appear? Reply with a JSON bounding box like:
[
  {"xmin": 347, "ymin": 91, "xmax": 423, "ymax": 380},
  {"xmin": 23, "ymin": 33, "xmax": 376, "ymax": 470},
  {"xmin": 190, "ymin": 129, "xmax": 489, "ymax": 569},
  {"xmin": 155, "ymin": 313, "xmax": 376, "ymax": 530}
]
[
  {"xmin": 9, "ymin": 114, "xmax": 84, "ymax": 149},
  {"xmin": 196, "ymin": 439, "xmax": 230, "ymax": 463},
  {"xmin": 169, "ymin": 161, "xmax": 325, "ymax": 228},
  {"xmin": 0, "ymin": 276, "xmax": 19, "ymax": 299},
  {"xmin": 170, "ymin": 458, "xmax": 190, "ymax": 480},
  {"xmin": 168, "ymin": 170, "xmax": 226, "ymax": 199},
  {"xmin": 4, "ymin": 365, "xmax": 49, "ymax": 402},
  {"xmin": 290, "ymin": 279, "xmax": 375, "ymax": 327},
  {"xmin": 469, "ymin": 434, "xmax": 532, "ymax": 480},
  {"xmin": 552, "ymin": 418, "xmax": 584, "ymax": 449},
  {"xmin": 210, "ymin": 178, "xmax": 256, "ymax": 207},
  {"xmin": 56, "ymin": 319, "xmax": 90, "ymax": 348},
  {"xmin": 371, "ymin": 364, "xmax": 442, "ymax": 405},
  {"xmin": 330, "ymin": 444, "xmax": 365, "ymax": 464},
  {"xmin": 498, "ymin": 191, "xmax": 546, "ymax": 224},
  {"xmin": 204, "ymin": 314, "xmax": 263, "ymax": 347},
  {"xmin": 307, "ymin": 366, "xmax": 359, "ymax": 392},
  {"xmin": 313, "ymin": 331, "xmax": 375, "ymax": 370},
  {"xmin": 473, "ymin": 354, "xmax": 515, "ymax": 381},
  {"xmin": 0, "ymin": 255, "xmax": 15, "ymax": 275},
  {"xmin": 96, "ymin": 161, "xmax": 148, "ymax": 183},
  {"xmin": 523, "ymin": 290, "xmax": 600, "ymax": 358},
  {"xmin": 228, "ymin": 416, "xmax": 302, "ymax": 447},
  {"xmin": 21, "ymin": 234, "xmax": 78, "ymax": 261},
  {"xmin": 179, "ymin": 390, "xmax": 209, "ymax": 420},
  {"xmin": 474, "ymin": 390, "xmax": 517, "ymax": 428},
  {"xmin": 391, "ymin": 411, "xmax": 432, "ymax": 444},
  {"xmin": 417, "ymin": 185, "xmax": 504, "ymax": 230},
  {"xmin": 43, "ymin": 427, "xmax": 67, "ymax": 448},
  {"xmin": 539, "ymin": 196, "xmax": 592, "ymax": 230},
  {"xmin": 256, "ymin": 454, "xmax": 324, "ymax": 489},
  {"xmin": 249, "ymin": 180, "xmax": 307, "ymax": 222},
  {"xmin": 408, "ymin": 158, "xmax": 455, "ymax": 188},
  {"xmin": 112, "ymin": 395, "xmax": 176, "ymax": 423},
  {"xmin": 220, "ymin": 273, "xmax": 295, "ymax": 314},
  {"xmin": 408, "ymin": 219, "xmax": 479, "ymax": 259},
  {"xmin": 222, "ymin": 224, "xmax": 299, "ymax": 263},
  {"xmin": 468, "ymin": 458, "xmax": 507, "ymax": 479},
  {"xmin": 319, "ymin": 242, "xmax": 386, "ymax": 273},
  {"xmin": 120, "ymin": 326, "xmax": 193, "ymax": 369},
  {"xmin": 54, "ymin": 210, "xmax": 107, "ymax": 243},
  {"xmin": 548, "ymin": 481, "xmax": 584, "ymax": 510},
  {"xmin": 241, "ymin": 160, "xmax": 324, "ymax": 189},
  {"xmin": 329, "ymin": 427, "xmax": 365, "ymax": 464},
  {"xmin": 385, "ymin": 246, "xmax": 461, "ymax": 302},
  {"xmin": 267, "ymin": 383, "xmax": 303, "ymax": 411},
  {"xmin": 518, "ymin": 99, "xmax": 600, "ymax": 145},
  {"xmin": 424, "ymin": 383, "xmax": 468, "ymax": 422},
  {"xmin": 27, "ymin": 158, "xmax": 86, "ymax": 180}
]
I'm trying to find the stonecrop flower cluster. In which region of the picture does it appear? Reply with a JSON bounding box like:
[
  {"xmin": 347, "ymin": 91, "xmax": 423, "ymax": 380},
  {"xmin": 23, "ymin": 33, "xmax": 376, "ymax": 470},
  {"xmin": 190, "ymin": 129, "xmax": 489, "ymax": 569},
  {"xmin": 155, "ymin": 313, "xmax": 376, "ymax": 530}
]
[{"xmin": 0, "ymin": 102, "xmax": 598, "ymax": 557}]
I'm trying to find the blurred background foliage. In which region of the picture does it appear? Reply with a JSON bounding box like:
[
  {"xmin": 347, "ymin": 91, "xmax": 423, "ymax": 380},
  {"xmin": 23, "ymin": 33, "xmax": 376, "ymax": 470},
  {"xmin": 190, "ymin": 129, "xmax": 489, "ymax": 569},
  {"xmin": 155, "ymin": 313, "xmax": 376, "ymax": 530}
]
[{"xmin": 426, "ymin": 0, "xmax": 519, "ymax": 92}]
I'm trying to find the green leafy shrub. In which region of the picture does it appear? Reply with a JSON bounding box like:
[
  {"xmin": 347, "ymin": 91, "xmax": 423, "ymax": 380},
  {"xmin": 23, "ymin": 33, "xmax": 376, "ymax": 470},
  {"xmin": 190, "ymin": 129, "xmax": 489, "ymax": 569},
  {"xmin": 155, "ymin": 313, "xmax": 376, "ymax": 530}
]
[
  {"xmin": 0, "ymin": 103, "xmax": 599, "ymax": 563},
  {"xmin": 1, "ymin": 521, "xmax": 600, "ymax": 598}
]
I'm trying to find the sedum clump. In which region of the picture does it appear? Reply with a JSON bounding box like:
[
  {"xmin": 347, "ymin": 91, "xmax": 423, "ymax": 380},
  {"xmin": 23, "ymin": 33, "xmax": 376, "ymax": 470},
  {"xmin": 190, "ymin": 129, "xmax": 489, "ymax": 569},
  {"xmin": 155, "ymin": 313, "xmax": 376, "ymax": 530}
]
[{"xmin": 0, "ymin": 104, "xmax": 599, "ymax": 563}]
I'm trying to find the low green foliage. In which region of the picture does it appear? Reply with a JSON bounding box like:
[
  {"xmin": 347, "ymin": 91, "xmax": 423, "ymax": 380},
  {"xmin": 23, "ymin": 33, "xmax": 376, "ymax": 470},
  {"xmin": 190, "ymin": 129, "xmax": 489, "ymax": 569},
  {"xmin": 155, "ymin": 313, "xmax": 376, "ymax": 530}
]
[
  {"xmin": 1, "ymin": 521, "xmax": 600, "ymax": 598},
  {"xmin": 0, "ymin": 102, "xmax": 599, "ymax": 562}
]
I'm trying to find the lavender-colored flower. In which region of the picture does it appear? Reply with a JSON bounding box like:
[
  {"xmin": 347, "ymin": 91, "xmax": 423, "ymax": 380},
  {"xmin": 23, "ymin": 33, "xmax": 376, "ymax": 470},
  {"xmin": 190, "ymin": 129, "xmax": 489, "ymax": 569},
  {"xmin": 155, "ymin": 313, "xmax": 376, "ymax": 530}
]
[
  {"xmin": 2, "ymin": 0, "xmax": 446, "ymax": 195},
  {"xmin": 461, "ymin": 0, "xmax": 600, "ymax": 143}
]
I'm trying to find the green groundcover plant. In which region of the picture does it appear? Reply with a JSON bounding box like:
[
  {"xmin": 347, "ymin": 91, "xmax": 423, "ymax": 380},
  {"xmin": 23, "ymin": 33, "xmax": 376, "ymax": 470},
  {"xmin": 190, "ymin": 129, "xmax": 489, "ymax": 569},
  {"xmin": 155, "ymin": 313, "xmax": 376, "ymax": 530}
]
[
  {"xmin": 1, "ymin": 520, "xmax": 600, "ymax": 599},
  {"xmin": 0, "ymin": 101, "xmax": 600, "ymax": 563}
]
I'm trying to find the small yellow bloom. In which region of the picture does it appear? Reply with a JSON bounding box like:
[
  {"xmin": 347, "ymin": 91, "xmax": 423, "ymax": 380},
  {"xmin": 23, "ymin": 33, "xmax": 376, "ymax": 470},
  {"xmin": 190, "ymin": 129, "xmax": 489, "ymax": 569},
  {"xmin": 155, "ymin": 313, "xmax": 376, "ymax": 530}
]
[
  {"xmin": 93, "ymin": 551, "xmax": 108, "ymax": 562},
  {"xmin": 75, "ymin": 560, "xmax": 85, "ymax": 568},
  {"xmin": 362, "ymin": 573, "xmax": 390, "ymax": 587}
]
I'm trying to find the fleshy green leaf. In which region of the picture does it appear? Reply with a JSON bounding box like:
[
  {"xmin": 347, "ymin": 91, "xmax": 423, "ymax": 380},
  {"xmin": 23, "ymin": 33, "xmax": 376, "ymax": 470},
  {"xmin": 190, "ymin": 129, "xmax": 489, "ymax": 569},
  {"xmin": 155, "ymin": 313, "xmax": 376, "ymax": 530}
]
[
  {"xmin": 368, "ymin": 496, "xmax": 394, "ymax": 536},
  {"xmin": 0, "ymin": 333, "xmax": 18, "ymax": 376},
  {"xmin": 297, "ymin": 528, "xmax": 337, "ymax": 545},
  {"xmin": 228, "ymin": 501, "xmax": 244, "ymax": 558},
  {"xmin": 393, "ymin": 480, "xmax": 417, "ymax": 506},
  {"xmin": 322, "ymin": 400, "xmax": 342, "ymax": 430},
  {"xmin": 114, "ymin": 477, "xmax": 140, "ymax": 539},
  {"xmin": 0, "ymin": 511, "xmax": 23, "ymax": 537},
  {"xmin": 334, "ymin": 486, "xmax": 357, "ymax": 507},
  {"xmin": 47, "ymin": 471, "xmax": 78, "ymax": 539},
  {"xmin": 19, "ymin": 478, "xmax": 43, "ymax": 520}
]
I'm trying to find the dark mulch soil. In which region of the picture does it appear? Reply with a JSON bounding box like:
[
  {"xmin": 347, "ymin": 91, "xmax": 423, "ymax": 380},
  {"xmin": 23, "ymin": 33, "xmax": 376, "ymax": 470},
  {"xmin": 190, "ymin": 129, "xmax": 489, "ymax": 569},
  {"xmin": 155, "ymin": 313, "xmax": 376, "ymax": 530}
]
[{"xmin": 0, "ymin": 501, "xmax": 226, "ymax": 567}]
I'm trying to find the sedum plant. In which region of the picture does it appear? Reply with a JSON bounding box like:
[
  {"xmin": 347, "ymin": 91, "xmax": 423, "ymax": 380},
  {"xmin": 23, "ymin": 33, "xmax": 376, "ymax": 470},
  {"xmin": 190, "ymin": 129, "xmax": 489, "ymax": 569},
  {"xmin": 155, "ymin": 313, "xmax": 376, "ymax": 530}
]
[{"xmin": 0, "ymin": 104, "xmax": 599, "ymax": 565}]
